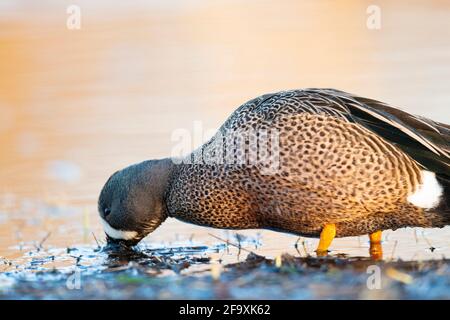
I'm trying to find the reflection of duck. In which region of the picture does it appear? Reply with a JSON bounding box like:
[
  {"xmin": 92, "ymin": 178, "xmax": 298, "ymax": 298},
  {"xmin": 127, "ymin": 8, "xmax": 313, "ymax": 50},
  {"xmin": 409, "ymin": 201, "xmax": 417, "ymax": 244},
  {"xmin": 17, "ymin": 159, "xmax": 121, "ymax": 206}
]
[{"xmin": 98, "ymin": 89, "xmax": 449, "ymax": 260}]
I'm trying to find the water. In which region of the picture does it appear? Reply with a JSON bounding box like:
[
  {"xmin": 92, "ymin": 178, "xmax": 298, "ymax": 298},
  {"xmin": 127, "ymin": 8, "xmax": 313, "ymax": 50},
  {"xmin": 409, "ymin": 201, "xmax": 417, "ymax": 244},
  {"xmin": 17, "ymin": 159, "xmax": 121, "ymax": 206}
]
[{"xmin": 0, "ymin": 0, "xmax": 449, "ymax": 298}]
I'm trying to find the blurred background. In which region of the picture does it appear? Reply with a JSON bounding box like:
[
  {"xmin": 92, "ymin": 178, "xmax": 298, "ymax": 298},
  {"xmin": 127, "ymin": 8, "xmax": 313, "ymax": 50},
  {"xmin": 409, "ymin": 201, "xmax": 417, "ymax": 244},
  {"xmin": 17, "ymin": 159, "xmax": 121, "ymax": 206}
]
[{"xmin": 0, "ymin": 0, "xmax": 449, "ymax": 265}]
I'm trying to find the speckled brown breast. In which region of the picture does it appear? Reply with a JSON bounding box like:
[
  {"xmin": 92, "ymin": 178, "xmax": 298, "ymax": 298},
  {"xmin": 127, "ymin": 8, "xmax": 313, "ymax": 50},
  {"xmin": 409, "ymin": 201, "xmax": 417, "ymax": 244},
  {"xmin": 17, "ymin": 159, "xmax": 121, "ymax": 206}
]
[{"xmin": 165, "ymin": 90, "xmax": 443, "ymax": 237}]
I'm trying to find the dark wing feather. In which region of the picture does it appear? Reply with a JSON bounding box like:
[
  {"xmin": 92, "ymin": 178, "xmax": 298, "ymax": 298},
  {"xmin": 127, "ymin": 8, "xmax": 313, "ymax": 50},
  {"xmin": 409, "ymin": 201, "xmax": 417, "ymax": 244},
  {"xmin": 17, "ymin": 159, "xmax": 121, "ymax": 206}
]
[{"xmin": 306, "ymin": 89, "xmax": 450, "ymax": 177}]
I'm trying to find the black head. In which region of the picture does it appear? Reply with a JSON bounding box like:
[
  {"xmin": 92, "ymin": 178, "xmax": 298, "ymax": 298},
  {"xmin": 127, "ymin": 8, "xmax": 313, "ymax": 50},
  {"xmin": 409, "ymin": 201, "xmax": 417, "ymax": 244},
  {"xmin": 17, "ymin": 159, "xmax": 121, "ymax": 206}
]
[{"xmin": 98, "ymin": 159, "xmax": 174, "ymax": 247}]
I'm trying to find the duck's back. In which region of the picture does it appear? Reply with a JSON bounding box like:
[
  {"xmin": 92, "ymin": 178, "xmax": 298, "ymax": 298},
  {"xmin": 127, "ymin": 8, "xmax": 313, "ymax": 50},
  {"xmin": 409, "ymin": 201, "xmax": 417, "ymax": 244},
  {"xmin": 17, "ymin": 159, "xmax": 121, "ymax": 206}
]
[{"xmin": 166, "ymin": 89, "xmax": 449, "ymax": 237}]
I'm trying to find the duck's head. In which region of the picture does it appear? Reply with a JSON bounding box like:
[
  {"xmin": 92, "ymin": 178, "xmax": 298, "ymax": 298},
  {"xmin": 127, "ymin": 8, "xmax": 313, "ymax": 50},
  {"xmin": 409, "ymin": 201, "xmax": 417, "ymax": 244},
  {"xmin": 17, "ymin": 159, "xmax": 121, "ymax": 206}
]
[{"xmin": 98, "ymin": 159, "xmax": 174, "ymax": 247}]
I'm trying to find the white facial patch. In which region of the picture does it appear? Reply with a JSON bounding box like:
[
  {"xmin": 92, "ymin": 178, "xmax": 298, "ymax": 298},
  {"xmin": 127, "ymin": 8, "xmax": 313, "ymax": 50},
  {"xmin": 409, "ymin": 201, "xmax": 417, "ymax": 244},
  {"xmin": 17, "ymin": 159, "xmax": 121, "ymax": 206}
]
[
  {"xmin": 407, "ymin": 170, "xmax": 443, "ymax": 210},
  {"xmin": 100, "ymin": 217, "xmax": 138, "ymax": 240}
]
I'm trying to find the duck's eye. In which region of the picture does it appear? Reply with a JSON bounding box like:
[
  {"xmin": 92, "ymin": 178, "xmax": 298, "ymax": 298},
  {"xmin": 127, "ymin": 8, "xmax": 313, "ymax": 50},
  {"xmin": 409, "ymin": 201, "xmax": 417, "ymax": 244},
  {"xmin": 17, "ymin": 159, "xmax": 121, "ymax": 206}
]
[{"xmin": 104, "ymin": 208, "xmax": 111, "ymax": 217}]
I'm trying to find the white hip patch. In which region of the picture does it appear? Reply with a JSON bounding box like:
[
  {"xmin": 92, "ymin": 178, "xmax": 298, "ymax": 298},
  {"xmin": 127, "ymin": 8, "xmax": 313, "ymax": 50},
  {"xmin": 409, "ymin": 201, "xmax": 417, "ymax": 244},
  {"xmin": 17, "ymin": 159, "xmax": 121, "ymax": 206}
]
[
  {"xmin": 100, "ymin": 218, "xmax": 138, "ymax": 240},
  {"xmin": 407, "ymin": 170, "xmax": 443, "ymax": 210}
]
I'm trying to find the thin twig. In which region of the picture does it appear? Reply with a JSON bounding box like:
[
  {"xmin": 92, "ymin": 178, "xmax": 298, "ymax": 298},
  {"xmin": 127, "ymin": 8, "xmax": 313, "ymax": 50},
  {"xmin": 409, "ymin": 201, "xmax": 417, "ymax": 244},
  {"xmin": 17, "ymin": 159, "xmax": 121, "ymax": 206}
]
[
  {"xmin": 208, "ymin": 233, "xmax": 255, "ymax": 254},
  {"xmin": 92, "ymin": 232, "xmax": 100, "ymax": 248},
  {"xmin": 413, "ymin": 229, "xmax": 419, "ymax": 245},
  {"xmin": 390, "ymin": 240, "xmax": 398, "ymax": 260},
  {"xmin": 302, "ymin": 240, "xmax": 309, "ymax": 256},
  {"xmin": 294, "ymin": 237, "xmax": 303, "ymax": 257},
  {"xmin": 35, "ymin": 232, "xmax": 51, "ymax": 250},
  {"xmin": 422, "ymin": 232, "xmax": 436, "ymax": 252},
  {"xmin": 235, "ymin": 234, "xmax": 242, "ymax": 258}
]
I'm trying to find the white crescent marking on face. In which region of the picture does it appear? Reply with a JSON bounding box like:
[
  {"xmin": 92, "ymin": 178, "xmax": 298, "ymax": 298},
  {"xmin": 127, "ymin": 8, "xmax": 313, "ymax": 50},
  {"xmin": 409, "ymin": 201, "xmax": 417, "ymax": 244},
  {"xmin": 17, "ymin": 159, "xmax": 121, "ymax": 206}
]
[{"xmin": 100, "ymin": 217, "xmax": 138, "ymax": 240}]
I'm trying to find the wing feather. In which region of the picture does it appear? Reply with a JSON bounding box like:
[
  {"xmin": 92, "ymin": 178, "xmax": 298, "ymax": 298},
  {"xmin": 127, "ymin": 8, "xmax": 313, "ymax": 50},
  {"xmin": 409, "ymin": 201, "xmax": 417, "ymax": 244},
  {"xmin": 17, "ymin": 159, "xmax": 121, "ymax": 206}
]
[{"xmin": 305, "ymin": 89, "xmax": 450, "ymax": 176}]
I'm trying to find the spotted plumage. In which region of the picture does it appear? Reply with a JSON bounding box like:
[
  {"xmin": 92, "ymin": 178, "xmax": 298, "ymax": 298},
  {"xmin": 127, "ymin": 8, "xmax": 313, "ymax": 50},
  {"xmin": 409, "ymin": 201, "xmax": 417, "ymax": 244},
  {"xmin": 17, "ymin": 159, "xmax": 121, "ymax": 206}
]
[{"xmin": 98, "ymin": 89, "xmax": 450, "ymax": 248}]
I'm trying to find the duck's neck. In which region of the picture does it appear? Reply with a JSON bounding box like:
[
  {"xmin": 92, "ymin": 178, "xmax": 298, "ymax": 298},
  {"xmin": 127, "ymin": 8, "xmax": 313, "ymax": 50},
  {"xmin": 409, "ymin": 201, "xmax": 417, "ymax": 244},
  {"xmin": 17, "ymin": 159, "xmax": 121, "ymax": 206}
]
[{"xmin": 139, "ymin": 158, "xmax": 177, "ymax": 222}]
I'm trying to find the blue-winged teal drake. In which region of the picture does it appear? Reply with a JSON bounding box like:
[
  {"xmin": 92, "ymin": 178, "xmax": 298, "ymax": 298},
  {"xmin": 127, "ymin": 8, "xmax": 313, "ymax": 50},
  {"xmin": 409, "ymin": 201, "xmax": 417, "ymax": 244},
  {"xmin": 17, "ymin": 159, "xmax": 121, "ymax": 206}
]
[{"xmin": 99, "ymin": 89, "xmax": 449, "ymax": 259}]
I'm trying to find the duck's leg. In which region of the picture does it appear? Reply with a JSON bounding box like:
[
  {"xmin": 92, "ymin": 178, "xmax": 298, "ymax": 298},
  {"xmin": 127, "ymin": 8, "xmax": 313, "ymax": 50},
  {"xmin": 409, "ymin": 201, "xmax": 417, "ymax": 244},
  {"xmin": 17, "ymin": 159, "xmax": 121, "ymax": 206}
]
[
  {"xmin": 316, "ymin": 223, "xmax": 336, "ymax": 257},
  {"xmin": 369, "ymin": 230, "xmax": 383, "ymax": 260}
]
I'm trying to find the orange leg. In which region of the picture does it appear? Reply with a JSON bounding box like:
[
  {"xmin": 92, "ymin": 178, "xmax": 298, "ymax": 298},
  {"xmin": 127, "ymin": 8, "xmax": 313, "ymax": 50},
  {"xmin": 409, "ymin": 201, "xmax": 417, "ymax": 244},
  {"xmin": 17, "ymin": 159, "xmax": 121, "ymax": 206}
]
[
  {"xmin": 369, "ymin": 230, "xmax": 383, "ymax": 260},
  {"xmin": 316, "ymin": 224, "xmax": 336, "ymax": 257}
]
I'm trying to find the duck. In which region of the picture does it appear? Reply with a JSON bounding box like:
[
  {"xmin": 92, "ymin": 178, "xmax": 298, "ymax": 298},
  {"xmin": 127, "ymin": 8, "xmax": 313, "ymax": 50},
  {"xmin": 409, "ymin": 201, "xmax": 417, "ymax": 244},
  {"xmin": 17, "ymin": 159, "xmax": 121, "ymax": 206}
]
[{"xmin": 98, "ymin": 89, "xmax": 449, "ymax": 259}]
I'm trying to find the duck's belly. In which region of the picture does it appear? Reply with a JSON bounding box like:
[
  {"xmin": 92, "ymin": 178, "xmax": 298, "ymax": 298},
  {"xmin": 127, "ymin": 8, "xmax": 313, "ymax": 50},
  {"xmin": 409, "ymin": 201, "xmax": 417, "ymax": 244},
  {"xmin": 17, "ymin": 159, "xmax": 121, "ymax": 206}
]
[{"xmin": 167, "ymin": 114, "xmax": 423, "ymax": 237}]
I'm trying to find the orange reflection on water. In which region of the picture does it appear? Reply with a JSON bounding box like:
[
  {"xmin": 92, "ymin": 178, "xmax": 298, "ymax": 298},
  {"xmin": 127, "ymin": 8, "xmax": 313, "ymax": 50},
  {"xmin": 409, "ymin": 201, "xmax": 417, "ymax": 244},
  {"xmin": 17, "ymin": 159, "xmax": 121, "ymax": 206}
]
[{"xmin": 0, "ymin": 1, "xmax": 449, "ymax": 267}]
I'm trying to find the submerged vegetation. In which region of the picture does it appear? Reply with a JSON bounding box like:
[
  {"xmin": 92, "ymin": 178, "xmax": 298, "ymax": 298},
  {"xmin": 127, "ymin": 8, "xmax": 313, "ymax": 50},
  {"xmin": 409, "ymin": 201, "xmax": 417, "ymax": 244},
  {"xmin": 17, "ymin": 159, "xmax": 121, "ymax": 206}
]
[{"xmin": 1, "ymin": 238, "xmax": 449, "ymax": 299}]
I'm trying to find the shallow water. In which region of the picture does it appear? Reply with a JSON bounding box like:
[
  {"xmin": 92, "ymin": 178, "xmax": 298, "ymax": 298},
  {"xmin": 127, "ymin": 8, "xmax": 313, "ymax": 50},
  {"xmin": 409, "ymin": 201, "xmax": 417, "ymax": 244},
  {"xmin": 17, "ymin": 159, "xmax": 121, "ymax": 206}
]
[{"xmin": 0, "ymin": 0, "xmax": 449, "ymax": 299}]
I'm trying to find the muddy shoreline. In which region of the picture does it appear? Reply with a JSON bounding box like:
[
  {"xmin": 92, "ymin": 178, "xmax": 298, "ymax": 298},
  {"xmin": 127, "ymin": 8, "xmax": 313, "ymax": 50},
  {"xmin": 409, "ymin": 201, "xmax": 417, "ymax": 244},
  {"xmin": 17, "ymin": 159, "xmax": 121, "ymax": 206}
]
[{"xmin": 1, "ymin": 244, "xmax": 449, "ymax": 300}]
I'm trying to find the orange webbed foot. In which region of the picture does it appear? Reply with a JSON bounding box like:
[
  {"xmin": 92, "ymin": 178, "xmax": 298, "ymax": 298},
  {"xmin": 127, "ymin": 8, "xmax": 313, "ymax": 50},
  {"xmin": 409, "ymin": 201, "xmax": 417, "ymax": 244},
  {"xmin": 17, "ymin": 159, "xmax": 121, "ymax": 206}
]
[
  {"xmin": 315, "ymin": 223, "xmax": 336, "ymax": 257},
  {"xmin": 369, "ymin": 230, "xmax": 383, "ymax": 260}
]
